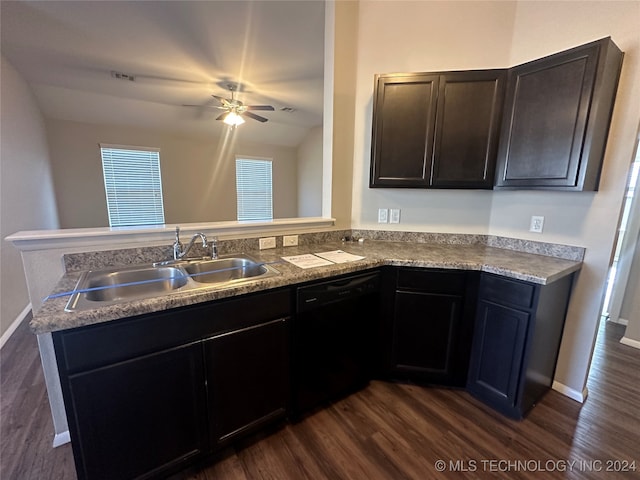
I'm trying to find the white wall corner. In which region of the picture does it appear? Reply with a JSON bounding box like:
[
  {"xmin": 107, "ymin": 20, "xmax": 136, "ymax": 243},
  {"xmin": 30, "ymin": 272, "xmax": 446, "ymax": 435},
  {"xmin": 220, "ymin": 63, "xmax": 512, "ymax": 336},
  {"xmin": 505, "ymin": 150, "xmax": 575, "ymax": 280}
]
[
  {"xmin": 620, "ymin": 336, "xmax": 640, "ymax": 350},
  {"xmin": 552, "ymin": 381, "xmax": 589, "ymax": 403},
  {"xmin": 0, "ymin": 304, "xmax": 31, "ymax": 350}
]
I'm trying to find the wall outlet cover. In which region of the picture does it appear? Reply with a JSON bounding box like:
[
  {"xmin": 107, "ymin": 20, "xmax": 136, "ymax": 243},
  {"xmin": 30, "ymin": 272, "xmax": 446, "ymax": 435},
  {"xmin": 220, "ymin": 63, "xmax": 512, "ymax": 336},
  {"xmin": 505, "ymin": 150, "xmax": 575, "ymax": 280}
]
[
  {"xmin": 259, "ymin": 237, "xmax": 277, "ymax": 249},
  {"xmin": 378, "ymin": 208, "xmax": 389, "ymax": 223},
  {"xmin": 283, "ymin": 235, "xmax": 299, "ymax": 247},
  {"xmin": 390, "ymin": 208, "xmax": 401, "ymax": 224},
  {"xmin": 530, "ymin": 215, "xmax": 545, "ymax": 233}
]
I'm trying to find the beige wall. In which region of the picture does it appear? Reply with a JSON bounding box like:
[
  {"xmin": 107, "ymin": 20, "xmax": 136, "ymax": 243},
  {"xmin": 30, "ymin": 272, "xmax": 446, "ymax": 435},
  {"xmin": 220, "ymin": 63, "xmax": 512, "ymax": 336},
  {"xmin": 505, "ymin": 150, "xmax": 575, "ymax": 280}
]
[
  {"xmin": 492, "ymin": 0, "xmax": 640, "ymax": 397},
  {"xmin": 347, "ymin": 1, "xmax": 640, "ymax": 397},
  {"xmin": 0, "ymin": 56, "xmax": 59, "ymax": 337},
  {"xmin": 330, "ymin": 0, "xmax": 359, "ymax": 229},
  {"xmin": 619, "ymin": 137, "xmax": 640, "ymax": 344},
  {"xmin": 46, "ymin": 119, "xmax": 301, "ymax": 228},
  {"xmin": 297, "ymin": 126, "xmax": 323, "ymax": 217},
  {"xmin": 351, "ymin": 0, "xmax": 516, "ymax": 232},
  {"xmin": 620, "ymin": 231, "xmax": 640, "ymax": 342}
]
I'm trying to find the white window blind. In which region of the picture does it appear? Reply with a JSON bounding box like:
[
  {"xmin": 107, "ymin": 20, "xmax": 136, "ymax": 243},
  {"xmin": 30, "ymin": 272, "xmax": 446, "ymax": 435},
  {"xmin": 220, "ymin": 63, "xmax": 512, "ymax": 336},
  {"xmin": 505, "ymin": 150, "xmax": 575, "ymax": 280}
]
[
  {"xmin": 235, "ymin": 158, "xmax": 273, "ymax": 221},
  {"xmin": 100, "ymin": 146, "xmax": 165, "ymax": 227}
]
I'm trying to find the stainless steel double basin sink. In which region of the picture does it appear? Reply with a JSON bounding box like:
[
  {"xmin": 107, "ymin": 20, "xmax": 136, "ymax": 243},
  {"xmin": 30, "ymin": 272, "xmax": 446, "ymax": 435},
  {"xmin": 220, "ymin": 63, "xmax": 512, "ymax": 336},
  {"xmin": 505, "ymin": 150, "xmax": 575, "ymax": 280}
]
[{"xmin": 65, "ymin": 255, "xmax": 280, "ymax": 311}]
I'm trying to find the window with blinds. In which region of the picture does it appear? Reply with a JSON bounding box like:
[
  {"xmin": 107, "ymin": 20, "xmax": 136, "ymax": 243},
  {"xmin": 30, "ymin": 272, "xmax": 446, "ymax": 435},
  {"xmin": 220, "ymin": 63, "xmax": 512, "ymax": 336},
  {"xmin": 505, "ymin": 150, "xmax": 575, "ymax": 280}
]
[
  {"xmin": 235, "ymin": 158, "xmax": 273, "ymax": 221},
  {"xmin": 100, "ymin": 145, "xmax": 165, "ymax": 227}
]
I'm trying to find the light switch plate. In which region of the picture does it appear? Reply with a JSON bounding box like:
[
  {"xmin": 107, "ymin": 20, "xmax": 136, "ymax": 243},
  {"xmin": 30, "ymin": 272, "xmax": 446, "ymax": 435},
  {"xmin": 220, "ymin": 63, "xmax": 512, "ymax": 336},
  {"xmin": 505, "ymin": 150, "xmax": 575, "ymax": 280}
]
[
  {"xmin": 259, "ymin": 237, "xmax": 277, "ymax": 249},
  {"xmin": 390, "ymin": 208, "xmax": 401, "ymax": 224},
  {"xmin": 378, "ymin": 208, "xmax": 389, "ymax": 223},
  {"xmin": 530, "ymin": 216, "xmax": 544, "ymax": 233}
]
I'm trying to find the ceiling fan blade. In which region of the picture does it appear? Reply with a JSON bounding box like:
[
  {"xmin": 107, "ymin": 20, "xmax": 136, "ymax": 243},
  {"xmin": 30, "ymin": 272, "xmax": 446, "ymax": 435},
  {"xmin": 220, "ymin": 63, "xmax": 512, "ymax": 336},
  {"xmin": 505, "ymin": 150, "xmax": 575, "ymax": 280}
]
[
  {"xmin": 212, "ymin": 95, "xmax": 232, "ymax": 107},
  {"xmin": 246, "ymin": 105, "xmax": 275, "ymax": 111},
  {"xmin": 216, "ymin": 112, "xmax": 230, "ymax": 121},
  {"xmin": 243, "ymin": 111, "xmax": 269, "ymax": 123},
  {"xmin": 183, "ymin": 104, "xmax": 227, "ymax": 111}
]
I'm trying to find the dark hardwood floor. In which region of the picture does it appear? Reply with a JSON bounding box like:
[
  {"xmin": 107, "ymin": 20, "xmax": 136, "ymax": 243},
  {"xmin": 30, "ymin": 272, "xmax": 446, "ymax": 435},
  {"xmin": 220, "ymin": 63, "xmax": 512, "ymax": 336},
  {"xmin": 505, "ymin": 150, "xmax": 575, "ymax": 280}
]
[{"xmin": 1, "ymin": 316, "xmax": 638, "ymax": 479}]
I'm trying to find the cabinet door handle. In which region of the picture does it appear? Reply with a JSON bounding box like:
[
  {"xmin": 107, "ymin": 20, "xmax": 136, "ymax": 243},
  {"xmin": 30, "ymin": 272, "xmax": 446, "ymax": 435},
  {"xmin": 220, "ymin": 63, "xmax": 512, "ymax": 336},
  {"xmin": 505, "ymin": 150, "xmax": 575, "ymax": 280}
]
[{"xmin": 207, "ymin": 317, "xmax": 288, "ymax": 340}]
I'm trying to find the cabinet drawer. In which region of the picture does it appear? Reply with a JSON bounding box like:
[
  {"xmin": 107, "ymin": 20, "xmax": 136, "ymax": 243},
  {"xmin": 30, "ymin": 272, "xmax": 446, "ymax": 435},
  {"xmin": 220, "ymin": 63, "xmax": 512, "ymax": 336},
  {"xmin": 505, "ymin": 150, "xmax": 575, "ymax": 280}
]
[
  {"xmin": 54, "ymin": 288, "xmax": 291, "ymax": 374},
  {"xmin": 397, "ymin": 269, "xmax": 466, "ymax": 294},
  {"xmin": 479, "ymin": 274, "xmax": 536, "ymax": 310}
]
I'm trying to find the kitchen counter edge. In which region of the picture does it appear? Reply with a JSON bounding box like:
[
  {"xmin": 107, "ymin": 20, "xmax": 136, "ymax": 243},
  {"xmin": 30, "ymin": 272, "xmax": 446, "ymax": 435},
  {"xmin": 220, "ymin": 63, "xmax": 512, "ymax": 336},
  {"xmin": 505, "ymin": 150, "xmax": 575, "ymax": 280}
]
[{"xmin": 31, "ymin": 241, "xmax": 582, "ymax": 334}]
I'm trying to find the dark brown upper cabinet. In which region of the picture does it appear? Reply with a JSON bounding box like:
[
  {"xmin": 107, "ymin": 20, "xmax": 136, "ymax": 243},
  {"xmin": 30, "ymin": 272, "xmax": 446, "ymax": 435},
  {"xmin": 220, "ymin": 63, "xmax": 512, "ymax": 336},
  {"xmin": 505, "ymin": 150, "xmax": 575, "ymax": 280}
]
[
  {"xmin": 370, "ymin": 70, "xmax": 506, "ymax": 189},
  {"xmin": 370, "ymin": 73, "xmax": 438, "ymax": 188},
  {"xmin": 495, "ymin": 37, "xmax": 623, "ymax": 191}
]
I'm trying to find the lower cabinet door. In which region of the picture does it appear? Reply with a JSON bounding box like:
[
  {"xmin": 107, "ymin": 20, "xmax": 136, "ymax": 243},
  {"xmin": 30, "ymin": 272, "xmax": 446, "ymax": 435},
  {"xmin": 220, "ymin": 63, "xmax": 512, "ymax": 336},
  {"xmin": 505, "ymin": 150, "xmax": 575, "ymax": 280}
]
[
  {"xmin": 205, "ymin": 318, "xmax": 289, "ymax": 447},
  {"xmin": 66, "ymin": 342, "xmax": 209, "ymax": 480},
  {"xmin": 391, "ymin": 290, "xmax": 463, "ymax": 384},
  {"xmin": 467, "ymin": 300, "xmax": 530, "ymax": 415}
]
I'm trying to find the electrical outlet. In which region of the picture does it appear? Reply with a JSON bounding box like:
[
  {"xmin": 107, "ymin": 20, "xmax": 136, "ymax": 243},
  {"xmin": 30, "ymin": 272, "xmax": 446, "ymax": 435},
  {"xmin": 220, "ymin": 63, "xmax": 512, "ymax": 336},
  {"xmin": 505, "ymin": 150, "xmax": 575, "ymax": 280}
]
[
  {"xmin": 283, "ymin": 235, "xmax": 298, "ymax": 247},
  {"xmin": 259, "ymin": 237, "xmax": 277, "ymax": 249},
  {"xmin": 390, "ymin": 208, "xmax": 401, "ymax": 224},
  {"xmin": 530, "ymin": 216, "xmax": 545, "ymax": 233},
  {"xmin": 378, "ymin": 208, "xmax": 389, "ymax": 223}
]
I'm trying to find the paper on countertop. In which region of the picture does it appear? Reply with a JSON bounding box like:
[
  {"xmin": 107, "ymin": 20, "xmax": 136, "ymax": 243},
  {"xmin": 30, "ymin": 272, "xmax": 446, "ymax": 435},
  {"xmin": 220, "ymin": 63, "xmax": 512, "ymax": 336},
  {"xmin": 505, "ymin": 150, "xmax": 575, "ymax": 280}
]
[
  {"xmin": 281, "ymin": 253, "xmax": 335, "ymax": 269},
  {"xmin": 282, "ymin": 250, "xmax": 365, "ymax": 269},
  {"xmin": 314, "ymin": 250, "xmax": 365, "ymax": 263}
]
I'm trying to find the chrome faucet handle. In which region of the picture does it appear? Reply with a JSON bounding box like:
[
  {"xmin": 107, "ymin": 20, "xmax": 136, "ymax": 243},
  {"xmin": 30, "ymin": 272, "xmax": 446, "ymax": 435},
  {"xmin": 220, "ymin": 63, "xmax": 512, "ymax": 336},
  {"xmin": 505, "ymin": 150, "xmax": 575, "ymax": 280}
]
[{"xmin": 173, "ymin": 226, "xmax": 184, "ymax": 260}]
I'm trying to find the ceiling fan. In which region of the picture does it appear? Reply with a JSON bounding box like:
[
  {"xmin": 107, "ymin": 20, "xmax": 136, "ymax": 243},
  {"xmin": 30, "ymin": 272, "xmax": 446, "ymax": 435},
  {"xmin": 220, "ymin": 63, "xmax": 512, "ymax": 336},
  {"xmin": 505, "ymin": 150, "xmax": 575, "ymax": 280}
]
[{"xmin": 186, "ymin": 83, "xmax": 275, "ymax": 127}]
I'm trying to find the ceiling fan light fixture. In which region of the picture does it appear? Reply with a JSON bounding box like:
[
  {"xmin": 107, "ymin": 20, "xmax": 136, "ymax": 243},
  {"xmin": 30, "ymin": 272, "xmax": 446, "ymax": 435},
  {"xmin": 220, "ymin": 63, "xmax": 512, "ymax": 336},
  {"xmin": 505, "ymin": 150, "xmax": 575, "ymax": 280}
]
[{"xmin": 223, "ymin": 111, "xmax": 245, "ymax": 127}]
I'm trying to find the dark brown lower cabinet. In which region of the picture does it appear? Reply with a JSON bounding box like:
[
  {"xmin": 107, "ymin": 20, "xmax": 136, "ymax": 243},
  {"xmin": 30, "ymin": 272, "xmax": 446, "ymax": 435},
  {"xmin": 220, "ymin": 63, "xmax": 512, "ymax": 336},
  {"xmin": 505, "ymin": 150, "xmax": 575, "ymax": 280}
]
[
  {"xmin": 393, "ymin": 290, "xmax": 463, "ymax": 377},
  {"xmin": 467, "ymin": 300, "xmax": 530, "ymax": 411},
  {"xmin": 467, "ymin": 273, "xmax": 574, "ymax": 419},
  {"xmin": 385, "ymin": 268, "xmax": 477, "ymax": 387},
  {"xmin": 54, "ymin": 288, "xmax": 291, "ymax": 480},
  {"xmin": 65, "ymin": 342, "xmax": 209, "ymax": 480},
  {"xmin": 52, "ymin": 268, "xmax": 575, "ymax": 480},
  {"xmin": 205, "ymin": 318, "xmax": 289, "ymax": 448}
]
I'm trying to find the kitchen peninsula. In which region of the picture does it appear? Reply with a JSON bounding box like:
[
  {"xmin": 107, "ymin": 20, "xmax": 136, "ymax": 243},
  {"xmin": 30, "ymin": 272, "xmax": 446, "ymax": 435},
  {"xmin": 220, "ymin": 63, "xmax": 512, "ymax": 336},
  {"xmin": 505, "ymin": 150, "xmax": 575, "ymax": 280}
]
[
  {"xmin": 18, "ymin": 228, "xmax": 582, "ymax": 480},
  {"xmin": 33, "ymin": 231, "xmax": 581, "ymax": 333}
]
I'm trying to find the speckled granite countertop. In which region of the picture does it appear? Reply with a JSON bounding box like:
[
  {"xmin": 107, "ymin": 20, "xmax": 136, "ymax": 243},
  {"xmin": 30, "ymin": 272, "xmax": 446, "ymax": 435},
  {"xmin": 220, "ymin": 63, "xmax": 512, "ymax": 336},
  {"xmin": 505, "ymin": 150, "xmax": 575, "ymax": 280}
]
[{"xmin": 31, "ymin": 240, "xmax": 582, "ymax": 334}]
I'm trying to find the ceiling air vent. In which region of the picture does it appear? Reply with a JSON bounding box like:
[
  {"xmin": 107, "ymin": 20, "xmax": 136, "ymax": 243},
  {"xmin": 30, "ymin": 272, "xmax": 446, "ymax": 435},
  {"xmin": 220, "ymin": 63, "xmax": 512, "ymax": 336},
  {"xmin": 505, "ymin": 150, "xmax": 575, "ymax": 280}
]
[{"xmin": 110, "ymin": 71, "xmax": 136, "ymax": 82}]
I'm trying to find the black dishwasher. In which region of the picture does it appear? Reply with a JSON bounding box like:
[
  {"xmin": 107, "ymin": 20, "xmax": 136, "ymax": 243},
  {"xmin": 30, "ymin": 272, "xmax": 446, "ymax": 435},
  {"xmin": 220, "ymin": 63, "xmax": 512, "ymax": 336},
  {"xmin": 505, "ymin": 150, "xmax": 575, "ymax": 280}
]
[{"xmin": 292, "ymin": 271, "xmax": 381, "ymax": 417}]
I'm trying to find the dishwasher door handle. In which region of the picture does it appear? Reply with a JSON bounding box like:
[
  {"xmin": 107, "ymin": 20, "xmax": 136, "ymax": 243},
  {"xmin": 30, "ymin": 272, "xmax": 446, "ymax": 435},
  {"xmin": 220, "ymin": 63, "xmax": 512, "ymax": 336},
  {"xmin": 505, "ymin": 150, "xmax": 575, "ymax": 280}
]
[{"xmin": 296, "ymin": 272, "xmax": 380, "ymax": 312}]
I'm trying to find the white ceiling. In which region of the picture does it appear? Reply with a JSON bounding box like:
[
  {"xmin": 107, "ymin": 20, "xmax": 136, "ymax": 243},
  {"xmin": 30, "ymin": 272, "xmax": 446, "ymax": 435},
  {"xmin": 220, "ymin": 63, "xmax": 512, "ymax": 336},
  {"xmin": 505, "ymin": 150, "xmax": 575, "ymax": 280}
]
[{"xmin": 1, "ymin": 0, "xmax": 325, "ymax": 147}]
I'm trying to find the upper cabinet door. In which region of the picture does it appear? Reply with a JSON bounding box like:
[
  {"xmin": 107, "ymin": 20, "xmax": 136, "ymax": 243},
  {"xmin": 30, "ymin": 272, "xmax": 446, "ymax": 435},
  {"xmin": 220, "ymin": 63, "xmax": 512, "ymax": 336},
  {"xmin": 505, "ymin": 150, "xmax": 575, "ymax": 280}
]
[
  {"xmin": 496, "ymin": 37, "xmax": 623, "ymax": 191},
  {"xmin": 370, "ymin": 74, "xmax": 439, "ymax": 187},
  {"xmin": 370, "ymin": 70, "xmax": 505, "ymax": 189},
  {"xmin": 431, "ymin": 70, "xmax": 506, "ymax": 189}
]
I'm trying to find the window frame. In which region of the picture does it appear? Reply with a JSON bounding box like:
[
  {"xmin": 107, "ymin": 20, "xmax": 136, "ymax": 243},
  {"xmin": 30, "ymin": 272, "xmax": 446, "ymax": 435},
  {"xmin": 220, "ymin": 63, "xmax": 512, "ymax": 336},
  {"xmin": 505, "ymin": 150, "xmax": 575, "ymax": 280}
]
[
  {"xmin": 235, "ymin": 156, "xmax": 274, "ymax": 222},
  {"xmin": 99, "ymin": 143, "xmax": 166, "ymax": 228}
]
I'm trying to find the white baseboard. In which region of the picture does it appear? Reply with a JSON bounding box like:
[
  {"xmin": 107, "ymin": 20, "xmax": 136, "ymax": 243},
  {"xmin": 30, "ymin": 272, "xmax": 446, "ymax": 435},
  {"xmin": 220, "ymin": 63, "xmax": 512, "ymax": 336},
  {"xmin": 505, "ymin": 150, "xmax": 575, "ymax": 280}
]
[
  {"xmin": 620, "ymin": 336, "xmax": 640, "ymax": 350},
  {"xmin": 53, "ymin": 430, "xmax": 71, "ymax": 448},
  {"xmin": 609, "ymin": 317, "xmax": 629, "ymax": 326},
  {"xmin": 0, "ymin": 304, "xmax": 31, "ymax": 350},
  {"xmin": 552, "ymin": 381, "xmax": 589, "ymax": 403}
]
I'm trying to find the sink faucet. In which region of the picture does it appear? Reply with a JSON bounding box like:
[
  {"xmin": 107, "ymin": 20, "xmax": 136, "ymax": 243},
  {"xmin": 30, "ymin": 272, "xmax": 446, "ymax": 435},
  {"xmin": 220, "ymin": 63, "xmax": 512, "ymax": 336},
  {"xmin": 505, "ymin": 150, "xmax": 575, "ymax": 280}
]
[{"xmin": 173, "ymin": 227, "xmax": 218, "ymax": 260}]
